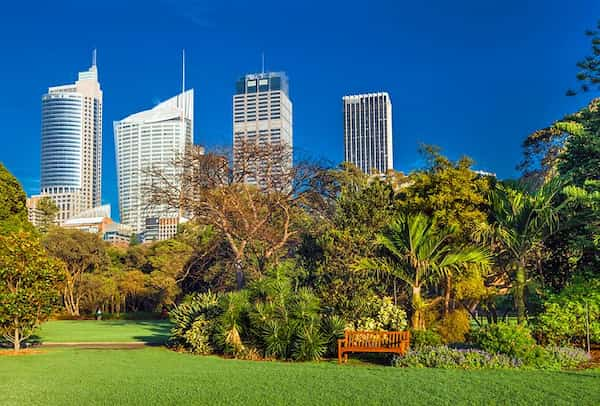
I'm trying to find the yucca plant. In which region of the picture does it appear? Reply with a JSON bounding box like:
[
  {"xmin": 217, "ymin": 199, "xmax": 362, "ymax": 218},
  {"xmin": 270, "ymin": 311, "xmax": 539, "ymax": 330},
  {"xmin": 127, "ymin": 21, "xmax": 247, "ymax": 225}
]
[
  {"xmin": 261, "ymin": 318, "xmax": 297, "ymax": 359},
  {"xmin": 292, "ymin": 322, "xmax": 328, "ymax": 361},
  {"xmin": 321, "ymin": 315, "xmax": 347, "ymax": 357},
  {"xmin": 216, "ymin": 290, "xmax": 250, "ymax": 355}
]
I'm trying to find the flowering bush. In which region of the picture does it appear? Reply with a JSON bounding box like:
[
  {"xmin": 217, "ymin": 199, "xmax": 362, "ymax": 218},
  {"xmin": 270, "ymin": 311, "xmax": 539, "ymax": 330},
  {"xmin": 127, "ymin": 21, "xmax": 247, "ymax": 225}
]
[
  {"xmin": 469, "ymin": 322, "xmax": 591, "ymax": 369},
  {"xmin": 392, "ymin": 345, "xmax": 589, "ymax": 370},
  {"xmin": 349, "ymin": 296, "xmax": 407, "ymax": 331},
  {"xmin": 392, "ymin": 346, "xmax": 521, "ymax": 369},
  {"xmin": 546, "ymin": 346, "xmax": 591, "ymax": 368}
]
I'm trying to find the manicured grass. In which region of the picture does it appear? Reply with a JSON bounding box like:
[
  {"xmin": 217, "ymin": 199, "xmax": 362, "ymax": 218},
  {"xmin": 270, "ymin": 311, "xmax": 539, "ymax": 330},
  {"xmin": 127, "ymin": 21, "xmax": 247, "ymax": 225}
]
[
  {"xmin": 36, "ymin": 320, "xmax": 171, "ymax": 344},
  {"xmin": 1, "ymin": 347, "xmax": 599, "ymax": 405}
]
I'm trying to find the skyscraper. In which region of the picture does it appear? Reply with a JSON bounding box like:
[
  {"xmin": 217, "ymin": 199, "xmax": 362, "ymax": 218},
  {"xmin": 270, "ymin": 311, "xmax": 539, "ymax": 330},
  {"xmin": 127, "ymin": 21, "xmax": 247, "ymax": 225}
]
[
  {"xmin": 343, "ymin": 92, "xmax": 393, "ymax": 174},
  {"xmin": 40, "ymin": 52, "xmax": 103, "ymax": 223},
  {"xmin": 233, "ymin": 72, "xmax": 292, "ymax": 186},
  {"xmin": 113, "ymin": 90, "xmax": 193, "ymax": 235}
]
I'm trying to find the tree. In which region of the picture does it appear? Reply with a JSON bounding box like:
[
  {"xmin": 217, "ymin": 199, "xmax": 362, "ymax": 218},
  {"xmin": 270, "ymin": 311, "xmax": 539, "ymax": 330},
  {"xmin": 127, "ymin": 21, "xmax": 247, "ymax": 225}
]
[
  {"xmin": 147, "ymin": 142, "xmax": 322, "ymax": 289},
  {"xmin": 518, "ymin": 100, "xmax": 600, "ymax": 289},
  {"xmin": 359, "ymin": 213, "xmax": 491, "ymax": 330},
  {"xmin": 43, "ymin": 228, "xmax": 108, "ymax": 316},
  {"xmin": 567, "ymin": 20, "xmax": 600, "ymax": 95},
  {"xmin": 558, "ymin": 99, "xmax": 600, "ymax": 186},
  {"xmin": 397, "ymin": 145, "xmax": 492, "ymax": 315},
  {"xmin": 519, "ymin": 98, "xmax": 600, "ymax": 186},
  {"xmin": 0, "ymin": 231, "xmax": 65, "ymax": 351},
  {"xmin": 297, "ymin": 164, "xmax": 403, "ymax": 322},
  {"xmin": 37, "ymin": 196, "xmax": 58, "ymax": 233},
  {"xmin": 0, "ymin": 163, "xmax": 31, "ymax": 234},
  {"xmin": 476, "ymin": 180, "xmax": 566, "ymax": 323}
]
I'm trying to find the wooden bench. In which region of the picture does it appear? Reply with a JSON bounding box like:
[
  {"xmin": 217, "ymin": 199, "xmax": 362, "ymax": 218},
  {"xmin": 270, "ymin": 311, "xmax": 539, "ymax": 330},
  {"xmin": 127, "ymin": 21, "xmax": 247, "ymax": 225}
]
[{"xmin": 337, "ymin": 330, "xmax": 410, "ymax": 363}]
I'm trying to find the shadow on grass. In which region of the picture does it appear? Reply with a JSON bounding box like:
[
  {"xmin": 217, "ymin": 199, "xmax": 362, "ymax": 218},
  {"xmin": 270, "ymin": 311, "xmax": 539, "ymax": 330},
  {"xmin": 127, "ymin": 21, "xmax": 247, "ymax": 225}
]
[{"xmin": 130, "ymin": 320, "xmax": 172, "ymax": 344}]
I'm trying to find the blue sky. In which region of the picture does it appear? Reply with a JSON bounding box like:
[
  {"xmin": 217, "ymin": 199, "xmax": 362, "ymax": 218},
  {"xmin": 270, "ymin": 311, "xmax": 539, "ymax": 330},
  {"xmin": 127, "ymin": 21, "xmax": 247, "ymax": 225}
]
[{"xmin": 0, "ymin": 0, "xmax": 598, "ymax": 220}]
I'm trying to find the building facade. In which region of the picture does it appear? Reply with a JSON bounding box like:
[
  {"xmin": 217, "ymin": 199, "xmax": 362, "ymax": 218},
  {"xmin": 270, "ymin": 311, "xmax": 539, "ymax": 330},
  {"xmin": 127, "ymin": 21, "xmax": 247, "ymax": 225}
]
[
  {"xmin": 343, "ymin": 92, "xmax": 393, "ymax": 174},
  {"xmin": 114, "ymin": 90, "xmax": 193, "ymax": 234},
  {"xmin": 41, "ymin": 53, "xmax": 102, "ymax": 223},
  {"xmin": 233, "ymin": 72, "xmax": 292, "ymax": 186},
  {"xmin": 62, "ymin": 205, "xmax": 132, "ymax": 246},
  {"xmin": 26, "ymin": 195, "xmax": 45, "ymax": 227}
]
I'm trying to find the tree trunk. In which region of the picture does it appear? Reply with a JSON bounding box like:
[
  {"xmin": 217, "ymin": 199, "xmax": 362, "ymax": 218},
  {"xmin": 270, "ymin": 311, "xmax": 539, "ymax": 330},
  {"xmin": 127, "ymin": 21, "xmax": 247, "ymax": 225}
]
[
  {"xmin": 235, "ymin": 258, "xmax": 244, "ymax": 290},
  {"xmin": 411, "ymin": 286, "xmax": 425, "ymax": 330},
  {"xmin": 14, "ymin": 328, "xmax": 20, "ymax": 352},
  {"xmin": 443, "ymin": 276, "xmax": 452, "ymax": 317},
  {"xmin": 514, "ymin": 264, "xmax": 526, "ymax": 324}
]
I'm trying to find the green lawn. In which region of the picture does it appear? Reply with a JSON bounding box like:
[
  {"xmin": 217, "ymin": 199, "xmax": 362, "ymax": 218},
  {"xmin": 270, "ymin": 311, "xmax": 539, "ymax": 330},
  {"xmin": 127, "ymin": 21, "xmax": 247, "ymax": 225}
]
[
  {"xmin": 1, "ymin": 347, "xmax": 599, "ymax": 405},
  {"xmin": 36, "ymin": 320, "xmax": 171, "ymax": 344}
]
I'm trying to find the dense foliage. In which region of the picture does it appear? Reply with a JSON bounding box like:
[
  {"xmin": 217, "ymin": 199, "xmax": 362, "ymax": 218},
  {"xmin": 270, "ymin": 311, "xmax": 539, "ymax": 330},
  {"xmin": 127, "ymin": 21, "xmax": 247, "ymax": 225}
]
[
  {"xmin": 0, "ymin": 163, "xmax": 31, "ymax": 234},
  {"xmin": 0, "ymin": 231, "xmax": 65, "ymax": 350},
  {"xmin": 534, "ymin": 279, "xmax": 600, "ymax": 345},
  {"xmin": 169, "ymin": 266, "xmax": 345, "ymax": 361},
  {"xmin": 392, "ymin": 346, "xmax": 521, "ymax": 369}
]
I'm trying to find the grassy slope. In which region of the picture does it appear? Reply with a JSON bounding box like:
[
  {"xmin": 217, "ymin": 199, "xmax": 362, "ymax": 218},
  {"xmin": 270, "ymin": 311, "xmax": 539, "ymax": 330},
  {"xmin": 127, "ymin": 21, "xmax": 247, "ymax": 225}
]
[
  {"xmin": 36, "ymin": 320, "xmax": 171, "ymax": 344},
  {"xmin": 1, "ymin": 348, "xmax": 599, "ymax": 406}
]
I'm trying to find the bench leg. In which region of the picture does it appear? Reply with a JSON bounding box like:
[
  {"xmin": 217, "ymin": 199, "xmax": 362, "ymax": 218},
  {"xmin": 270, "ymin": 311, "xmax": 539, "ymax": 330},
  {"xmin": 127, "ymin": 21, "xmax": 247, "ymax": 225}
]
[{"xmin": 344, "ymin": 353, "xmax": 348, "ymax": 363}]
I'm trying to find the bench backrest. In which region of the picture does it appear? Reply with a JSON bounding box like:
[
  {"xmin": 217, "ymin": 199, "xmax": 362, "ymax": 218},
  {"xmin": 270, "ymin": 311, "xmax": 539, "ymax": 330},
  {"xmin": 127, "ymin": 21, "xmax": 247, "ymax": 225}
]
[{"xmin": 345, "ymin": 330, "xmax": 410, "ymax": 349}]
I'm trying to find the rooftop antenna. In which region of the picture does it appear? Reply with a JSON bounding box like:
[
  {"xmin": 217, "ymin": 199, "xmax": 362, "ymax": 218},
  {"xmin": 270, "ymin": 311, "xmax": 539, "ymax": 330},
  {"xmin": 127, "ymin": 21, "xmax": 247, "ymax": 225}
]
[
  {"xmin": 182, "ymin": 48, "xmax": 186, "ymax": 94},
  {"xmin": 261, "ymin": 52, "xmax": 265, "ymax": 74},
  {"xmin": 92, "ymin": 49, "xmax": 97, "ymax": 67}
]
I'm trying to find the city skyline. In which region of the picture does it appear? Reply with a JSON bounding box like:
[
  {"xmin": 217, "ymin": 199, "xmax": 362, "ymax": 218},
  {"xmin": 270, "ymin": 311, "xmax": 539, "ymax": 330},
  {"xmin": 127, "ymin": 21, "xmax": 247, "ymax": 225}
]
[{"xmin": 0, "ymin": 1, "xmax": 597, "ymax": 222}]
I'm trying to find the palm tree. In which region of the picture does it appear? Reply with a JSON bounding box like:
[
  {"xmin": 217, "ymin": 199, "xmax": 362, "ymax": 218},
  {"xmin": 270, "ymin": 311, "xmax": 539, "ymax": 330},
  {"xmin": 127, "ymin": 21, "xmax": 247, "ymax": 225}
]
[
  {"xmin": 476, "ymin": 179, "xmax": 565, "ymax": 324},
  {"xmin": 358, "ymin": 213, "xmax": 491, "ymax": 330}
]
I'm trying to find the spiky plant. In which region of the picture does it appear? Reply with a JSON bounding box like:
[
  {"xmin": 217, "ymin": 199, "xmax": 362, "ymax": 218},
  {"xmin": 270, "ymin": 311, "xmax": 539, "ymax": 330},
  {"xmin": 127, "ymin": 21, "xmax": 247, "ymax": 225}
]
[
  {"xmin": 217, "ymin": 290, "xmax": 249, "ymax": 355},
  {"xmin": 292, "ymin": 322, "xmax": 328, "ymax": 361}
]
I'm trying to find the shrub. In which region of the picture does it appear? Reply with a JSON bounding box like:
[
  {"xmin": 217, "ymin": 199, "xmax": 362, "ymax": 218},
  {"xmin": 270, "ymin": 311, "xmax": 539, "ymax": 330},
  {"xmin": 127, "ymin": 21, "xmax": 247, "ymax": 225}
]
[
  {"xmin": 184, "ymin": 317, "xmax": 214, "ymax": 354},
  {"xmin": 168, "ymin": 291, "xmax": 220, "ymax": 351},
  {"xmin": 410, "ymin": 329, "xmax": 442, "ymax": 350},
  {"xmin": 321, "ymin": 315, "xmax": 346, "ymax": 357},
  {"xmin": 534, "ymin": 279, "xmax": 600, "ymax": 345},
  {"xmin": 435, "ymin": 309, "xmax": 471, "ymax": 344},
  {"xmin": 169, "ymin": 268, "xmax": 343, "ymax": 362},
  {"xmin": 392, "ymin": 346, "xmax": 521, "ymax": 369},
  {"xmin": 471, "ymin": 322, "xmax": 536, "ymax": 361},
  {"xmin": 216, "ymin": 291, "xmax": 249, "ymax": 355},
  {"xmin": 349, "ymin": 296, "xmax": 408, "ymax": 331},
  {"xmin": 292, "ymin": 322, "xmax": 328, "ymax": 361}
]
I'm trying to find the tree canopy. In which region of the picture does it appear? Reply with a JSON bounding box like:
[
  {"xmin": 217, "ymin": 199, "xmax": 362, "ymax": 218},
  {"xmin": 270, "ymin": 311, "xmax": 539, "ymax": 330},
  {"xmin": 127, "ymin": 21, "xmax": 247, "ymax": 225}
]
[{"xmin": 0, "ymin": 231, "xmax": 65, "ymax": 351}]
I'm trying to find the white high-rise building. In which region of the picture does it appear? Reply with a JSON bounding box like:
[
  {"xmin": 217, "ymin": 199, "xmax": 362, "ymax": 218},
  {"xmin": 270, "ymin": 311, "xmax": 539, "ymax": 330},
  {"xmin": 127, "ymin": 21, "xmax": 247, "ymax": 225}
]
[
  {"xmin": 233, "ymin": 72, "xmax": 292, "ymax": 185},
  {"xmin": 343, "ymin": 92, "xmax": 393, "ymax": 174},
  {"xmin": 40, "ymin": 52, "xmax": 103, "ymax": 223},
  {"xmin": 113, "ymin": 90, "xmax": 193, "ymax": 235}
]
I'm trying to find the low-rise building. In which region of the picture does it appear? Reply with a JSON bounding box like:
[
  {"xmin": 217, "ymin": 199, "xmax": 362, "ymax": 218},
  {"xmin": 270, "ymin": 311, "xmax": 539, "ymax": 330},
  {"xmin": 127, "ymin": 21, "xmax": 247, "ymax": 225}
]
[{"xmin": 62, "ymin": 204, "xmax": 132, "ymax": 246}]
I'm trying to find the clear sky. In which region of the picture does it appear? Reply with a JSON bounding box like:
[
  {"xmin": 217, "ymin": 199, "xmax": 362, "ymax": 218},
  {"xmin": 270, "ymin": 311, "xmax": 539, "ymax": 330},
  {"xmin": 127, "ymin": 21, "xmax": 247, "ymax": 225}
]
[{"xmin": 0, "ymin": 0, "xmax": 598, "ymax": 220}]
